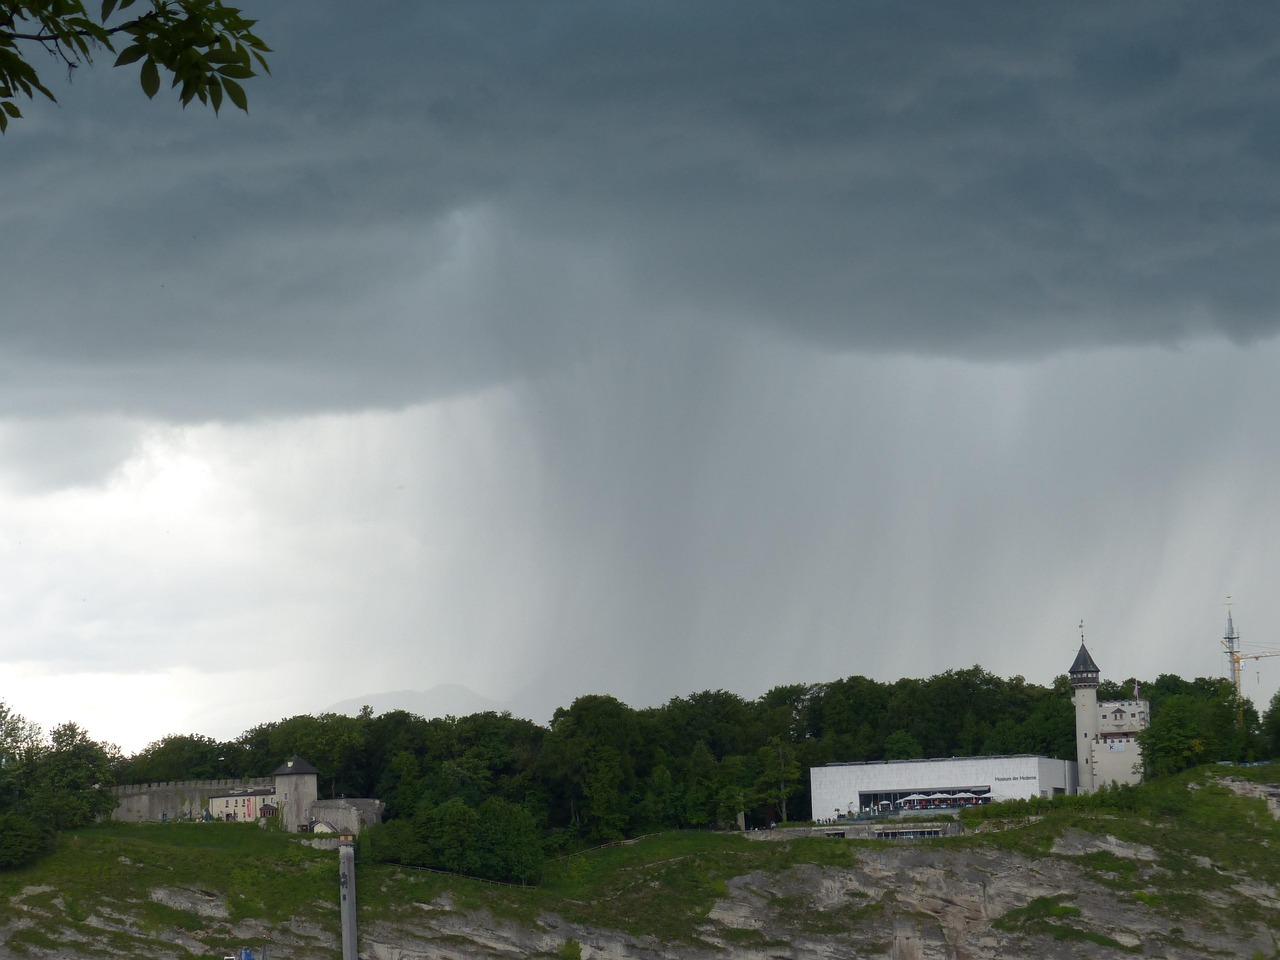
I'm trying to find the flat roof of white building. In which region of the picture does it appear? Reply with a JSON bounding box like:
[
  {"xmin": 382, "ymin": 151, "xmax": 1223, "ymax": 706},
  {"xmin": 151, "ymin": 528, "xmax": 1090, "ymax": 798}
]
[{"xmin": 820, "ymin": 753, "xmax": 1049, "ymax": 768}]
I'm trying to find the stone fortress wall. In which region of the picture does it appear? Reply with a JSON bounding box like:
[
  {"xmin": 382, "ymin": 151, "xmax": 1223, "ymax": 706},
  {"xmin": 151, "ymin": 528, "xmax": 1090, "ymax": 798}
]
[
  {"xmin": 111, "ymin": 778, "xmax": 274, "ymax": 823},
  {"xmin": 110, "ymin": 770, "xmax": 384, "ymax": 834},
  {"xmin": 311, "ymin": 797, "xmax": 385, "ymax": 835}
]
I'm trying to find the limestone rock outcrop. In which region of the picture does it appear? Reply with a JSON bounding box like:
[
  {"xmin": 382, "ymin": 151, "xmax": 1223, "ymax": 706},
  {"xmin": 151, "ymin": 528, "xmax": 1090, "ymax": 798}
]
[{"xmin": 4, "ymin": 825, "xmax": 1277, "ymax": 958}]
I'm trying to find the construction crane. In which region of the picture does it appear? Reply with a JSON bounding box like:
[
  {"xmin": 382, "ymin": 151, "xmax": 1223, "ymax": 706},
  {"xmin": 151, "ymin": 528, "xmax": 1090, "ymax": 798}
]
[{"xmin": 1221, "ymin": 606, "xmax": 1280, "ymax": 699}]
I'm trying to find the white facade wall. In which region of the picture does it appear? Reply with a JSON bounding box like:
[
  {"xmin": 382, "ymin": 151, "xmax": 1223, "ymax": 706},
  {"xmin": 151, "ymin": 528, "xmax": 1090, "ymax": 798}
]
[
  {"xmin": 1097, "ymin": 699, "xmax": 1149, "ymax": 736},
  {"xmin": 209, "ymin": 789, "xmax": 276, "ymax": 822},
  {"xmin": 1034, "ymin": 756, "xmax": 1079, "ymax": 795},
  {"xmin": 1088, "ymin": 698, "xmax": 1147, "ymax": 790},
  {"xmin": 1090, "ymin": 735, "xmax": 1141, "ymax": 787},
  {"xmin": 810, "ymin": 755, "xmax": 1078, "ymax": 820},
  {"xmin": 1076, "ymin": 697, "xmax": 1148, "ymax": 793}
]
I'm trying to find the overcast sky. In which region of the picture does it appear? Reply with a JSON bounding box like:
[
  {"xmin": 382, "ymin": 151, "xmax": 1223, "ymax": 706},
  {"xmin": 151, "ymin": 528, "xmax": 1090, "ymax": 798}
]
[{"xmin": 3, "ymin": 1, "xmax": 1280, "ymax": 753}]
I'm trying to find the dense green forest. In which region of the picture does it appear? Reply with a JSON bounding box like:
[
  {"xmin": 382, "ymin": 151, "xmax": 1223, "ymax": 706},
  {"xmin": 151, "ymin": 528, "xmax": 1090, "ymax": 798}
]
[{"xmin": 4, "ymin": 666, "xmax": 1279, "ymax": 882}]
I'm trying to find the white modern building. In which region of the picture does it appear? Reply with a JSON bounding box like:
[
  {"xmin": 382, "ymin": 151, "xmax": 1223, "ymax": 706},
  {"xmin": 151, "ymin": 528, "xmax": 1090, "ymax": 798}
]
[
  {"xmin": 811, "ymin": 754, "xmax": 1078, "ymax": 819},
  {"xmin": 809, "ymin": 641, "xmax": 1150, "ymax": 820}
]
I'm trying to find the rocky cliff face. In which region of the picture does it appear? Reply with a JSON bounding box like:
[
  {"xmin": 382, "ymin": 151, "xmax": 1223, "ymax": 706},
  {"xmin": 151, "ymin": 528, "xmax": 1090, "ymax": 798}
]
[
  {"xmin": 6, "ymin": 779, "xmax": 1279, "ymax": 960},
  {"xmin": 354, "ymin": 830, "xmax": 1275, "ymax": 960}
]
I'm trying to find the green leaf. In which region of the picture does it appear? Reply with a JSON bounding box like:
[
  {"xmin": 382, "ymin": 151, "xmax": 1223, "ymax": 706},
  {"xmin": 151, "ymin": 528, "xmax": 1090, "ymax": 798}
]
[
  {"xmin": 114, "ymin": 44, "xmax": 146, "ymax": 67},
  {"xmin": 140, "ymin": 58, "xmax": 160, "ymax": 99},
  {"xmin": 0, "ymin": 0, "xmax": 269, "ymax": 127},
  {"xmin": 222, "ymin": 77, "xmax": 247, "ymax": 112}
]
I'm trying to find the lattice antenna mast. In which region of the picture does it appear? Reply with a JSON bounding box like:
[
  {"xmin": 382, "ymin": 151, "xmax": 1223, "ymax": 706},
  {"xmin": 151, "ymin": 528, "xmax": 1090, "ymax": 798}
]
[
  {"xmin": 1223, "ymin": 599, "xmax": 1242, "ymax": 697},
  {"xmin": 1220, "ymin": 598, "xmax": 1280, "ymax": 701}
]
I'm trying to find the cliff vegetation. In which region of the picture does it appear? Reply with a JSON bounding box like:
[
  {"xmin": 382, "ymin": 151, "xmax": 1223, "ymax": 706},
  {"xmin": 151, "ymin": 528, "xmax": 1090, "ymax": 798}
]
[{"xmin": 1, "ymin": 763, "xmax": 1279, "ymax": 958}]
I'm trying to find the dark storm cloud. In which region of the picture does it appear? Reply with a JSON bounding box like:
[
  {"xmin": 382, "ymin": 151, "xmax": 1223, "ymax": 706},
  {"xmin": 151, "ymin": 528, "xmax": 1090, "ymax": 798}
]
[
  {"xmin": 3, "ymin": 1, "xmax": 1280, "ymax": 419},
  {"xmin": 304, "ymin": 0, "xmax": 1280, "ymax": 346}
]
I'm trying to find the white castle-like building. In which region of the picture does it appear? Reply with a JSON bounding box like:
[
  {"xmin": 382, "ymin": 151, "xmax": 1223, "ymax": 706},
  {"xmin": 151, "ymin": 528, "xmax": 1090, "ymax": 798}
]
[
  {"xmin": 810, "ymin": 641, "xmax": 1149, "ymax": 817},
  {"xmin": 1069, "ymin": 641, "xmax": 1148, "ymax": 793}
]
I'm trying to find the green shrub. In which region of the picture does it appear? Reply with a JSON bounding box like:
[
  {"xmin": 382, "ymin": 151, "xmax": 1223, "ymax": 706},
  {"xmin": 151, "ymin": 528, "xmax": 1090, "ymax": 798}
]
[{"xmin": 0, "ymin": 810, "xmax": 52, "ymax": 868}]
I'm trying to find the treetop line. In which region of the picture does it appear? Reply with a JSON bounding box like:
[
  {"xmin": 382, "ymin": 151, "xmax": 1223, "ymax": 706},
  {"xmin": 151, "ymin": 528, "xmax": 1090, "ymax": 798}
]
[{"xmin": 3, "ymin": 662, "xmax": 1278, "ymax": 879}]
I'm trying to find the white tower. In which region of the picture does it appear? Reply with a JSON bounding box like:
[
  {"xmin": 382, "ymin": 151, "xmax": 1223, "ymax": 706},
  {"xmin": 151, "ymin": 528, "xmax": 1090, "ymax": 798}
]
[{"xmin": 1069, "ymin": 639, "xmax": 1101, "ymax": 794}]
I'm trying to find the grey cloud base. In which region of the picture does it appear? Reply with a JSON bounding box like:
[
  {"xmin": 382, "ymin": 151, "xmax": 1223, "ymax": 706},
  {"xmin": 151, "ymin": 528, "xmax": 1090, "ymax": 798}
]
[{"xmin": 4, "ymin": 2, "xmax": 1280, "ymax": 421}]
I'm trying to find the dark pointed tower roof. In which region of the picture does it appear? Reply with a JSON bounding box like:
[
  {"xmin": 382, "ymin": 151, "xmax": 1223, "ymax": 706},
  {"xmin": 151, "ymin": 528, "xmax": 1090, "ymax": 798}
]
[
  {"xmin": 272, "ymin": 755, "xmax": 319, "ymax": 777},
  {"xmin": 1069, "ymin": 643, "xmax": 1100, "ymax": 688}
]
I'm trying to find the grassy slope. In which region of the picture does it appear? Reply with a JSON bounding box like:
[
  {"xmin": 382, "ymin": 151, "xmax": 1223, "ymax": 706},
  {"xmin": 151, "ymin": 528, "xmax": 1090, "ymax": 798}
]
[
  {"xmin": 2, "ymin": 764, "xmax": 1279, "ymax": 958},
  {"xmin": 0, "ymin": 823, "xmax": 341, "ymax": 956},
  {"xmin": 951, "ymin": 764, "xmax": 1280, "ymax": 938}
]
